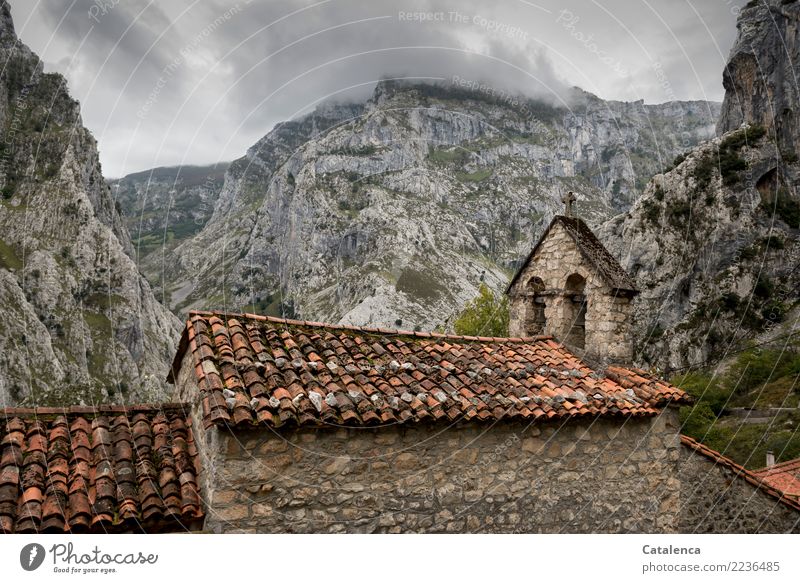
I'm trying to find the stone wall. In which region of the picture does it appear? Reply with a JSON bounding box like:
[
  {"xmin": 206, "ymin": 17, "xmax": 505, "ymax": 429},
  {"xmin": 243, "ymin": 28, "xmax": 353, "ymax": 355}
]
[
  {"xmin": 507, "ymin": 221, "xmax": 633, "ymax": 363},
  {"xmin": 678, "ymin": 446, "xmax": 800, "ymax": 533},
  {"xmin": 197, "ymin": 410, "xmax": 684, "ymax": 533}
]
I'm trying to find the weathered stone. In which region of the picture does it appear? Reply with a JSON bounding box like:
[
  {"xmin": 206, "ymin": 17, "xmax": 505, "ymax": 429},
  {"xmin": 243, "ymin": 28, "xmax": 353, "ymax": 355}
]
[
  {"xmin": 394, "ymin": 452, "xmax": 418, "ymax": 470},
  {"xmin": 198, "ymin": 409, "xmax": 799, "ymax": 534},
  {"xmin": 322, "ymin": 456, "xmax": 351, "ymax": 475}
]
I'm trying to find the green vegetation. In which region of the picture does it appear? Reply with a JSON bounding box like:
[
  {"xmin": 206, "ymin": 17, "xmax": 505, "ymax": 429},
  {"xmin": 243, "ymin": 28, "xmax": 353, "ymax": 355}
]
[
  {"xmin": 676, "ymin": 338, "xmax": 800, "ymax": 469},
  {"xmin": 329, "ymin": 144, "xmax": 380, "ymax": 157},
  {"xmin": 691, "ymin": 125, "xmax": 767, "ymax": 192},
  {"xmin": 395, "ymin": 267, "xmax": 448, "ymax": 301},
  {"xmin": 456, "ymin": 168, "xmax": 493, "ymax": 182},
  {"xmin": 248, "ymin": 293, "xmax": 297, "ymax": 318},
  {"xmin": 641, "ymin": 198, "xmax": 661, "ymax": 225},
  {"xmin": 453, "ymin": 284, "xmax": 509, "ymax": 337},
  {"xmin": 0, "ymin": 238, "xmax": 22, "ymax": 270},
  {"xmin": 428, "ymin": 145, "xmax": 470, "ymax": 165}
]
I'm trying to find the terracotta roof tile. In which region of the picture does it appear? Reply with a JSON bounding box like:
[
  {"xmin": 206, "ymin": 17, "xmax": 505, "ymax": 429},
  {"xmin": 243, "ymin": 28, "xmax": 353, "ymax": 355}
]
[
  {"xmin": 0, "ymin": 405, "xmax": 202, "ymax": 534},
  {"xmin": 752, "ymin": 458, "xmax": 800, "ymax": 501},
  {"xmin": 173, "ymin": 311, "xmax": 689, "ymax": 430},
  {"xmin": 681, "ymin": 435, "xmax": 800, "ymax": 513}
]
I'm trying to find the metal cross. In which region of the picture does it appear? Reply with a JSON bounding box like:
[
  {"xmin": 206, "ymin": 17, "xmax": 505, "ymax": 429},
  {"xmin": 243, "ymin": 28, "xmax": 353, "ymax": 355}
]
[{"xmin": 562, "ymin": 191, "xmax": 576, "ymax": 217}]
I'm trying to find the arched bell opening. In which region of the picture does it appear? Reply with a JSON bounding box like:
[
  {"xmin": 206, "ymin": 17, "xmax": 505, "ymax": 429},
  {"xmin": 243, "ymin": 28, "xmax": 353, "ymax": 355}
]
[
  {"xmin": 525, "ymin": 276, "xmax": 547, "ymax": 335},
  {"xmin": 563, "ymin": 274, "xmax": 587, "ymax": 349}
]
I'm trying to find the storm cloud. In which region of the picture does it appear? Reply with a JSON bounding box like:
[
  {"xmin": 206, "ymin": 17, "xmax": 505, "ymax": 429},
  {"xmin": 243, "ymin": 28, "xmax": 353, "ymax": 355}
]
[{"xmin": 9, "ymin": 0, "xmax": 745, "ymax": 176}]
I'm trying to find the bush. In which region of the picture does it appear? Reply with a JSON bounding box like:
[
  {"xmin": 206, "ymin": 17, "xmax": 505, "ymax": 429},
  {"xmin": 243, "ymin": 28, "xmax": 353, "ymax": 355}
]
[
  {"xmin": 672, "ymin": 371, "xmax": 731, "ymax": 415},
  {"xmin": 453, "ymin": 284, "xmax": 509, "ymax": 337},
  {"xmin": 679, "ymin": 402, "xmax": 717, "ymax": 435}
]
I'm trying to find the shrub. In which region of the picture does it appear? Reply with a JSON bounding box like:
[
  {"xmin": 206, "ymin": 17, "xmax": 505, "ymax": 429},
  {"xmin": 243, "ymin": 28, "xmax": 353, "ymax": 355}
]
[{"xmin": 453, "ymin": 284, "xmax": 509, "ymax": 337}]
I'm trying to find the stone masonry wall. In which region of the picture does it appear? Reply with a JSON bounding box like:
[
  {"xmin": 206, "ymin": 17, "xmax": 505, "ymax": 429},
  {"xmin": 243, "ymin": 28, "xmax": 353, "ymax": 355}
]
[
  {"xmin": 678, "ymin": 447, "xmax": 800, "ymax": 533},
  {"xmin": 508, "ymin": 222, "xmax": 633, "ymax": 363},
  {"xmin": 198, "ymin": 410, "xmax": 684, "ymax": 533},
  {"xmin": 176, "ymin": 354, "xmax": 800, "ymax": 532}
]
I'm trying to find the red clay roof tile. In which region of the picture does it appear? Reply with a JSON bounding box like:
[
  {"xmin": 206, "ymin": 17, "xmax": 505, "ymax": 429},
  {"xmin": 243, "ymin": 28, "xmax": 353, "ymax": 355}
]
[
  {"xmin": 0, "ymin": 405, "xmax": 202, "ymax": 534},
  {"xmin": 172, "ymin": 311, "xmax": 690, "ymax": 430},
  {"xmin": 681, "ymin": 435, "xmax": 800, "ymax": 513},
  {"xmin": 752, "ymin": 458, "xmax": 800, "ymax": 501}
]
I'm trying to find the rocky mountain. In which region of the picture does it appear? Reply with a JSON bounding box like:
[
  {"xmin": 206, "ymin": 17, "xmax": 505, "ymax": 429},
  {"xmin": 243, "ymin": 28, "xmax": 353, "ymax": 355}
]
[
  {"xmin": 602, "ymin": 0, "xmax": 800, "ymax": 371},
  {"xmin": 0, "ymin": 1, "xmax": 180, "ymax": 406},
  {"xmin": 139, "ymin": 80, "xmax": 719, "ymax": 330},
  {"xmin": 108, "ymin": 163, "xmax": 229, "ymax": 272}
]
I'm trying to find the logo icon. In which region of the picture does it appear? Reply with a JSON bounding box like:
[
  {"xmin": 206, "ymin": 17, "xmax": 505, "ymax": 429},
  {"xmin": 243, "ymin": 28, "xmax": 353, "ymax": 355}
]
[{"xmin": 20, "ymin": 543, "xmax": 46, "ymax": 571}]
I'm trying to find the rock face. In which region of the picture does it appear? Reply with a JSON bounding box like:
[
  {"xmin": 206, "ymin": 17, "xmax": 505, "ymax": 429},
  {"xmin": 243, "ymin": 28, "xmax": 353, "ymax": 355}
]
[
  {"xmin": 601, "ymin": 0, "xmax": 800, "ymax": 371},
  {"xmin": 145, "ymin": 80, "xmax": 718, "ymax": 329},
  {"xmin": 0, "ymin": 1, "xmax": 180, "ymax": 406},
  {"xmin": 108, "ymin": 163, "xmax": 228, "ymax": 275},
  {"xmin": 718, "ymin": 0, "xmax": 800, "ymax": 154}
]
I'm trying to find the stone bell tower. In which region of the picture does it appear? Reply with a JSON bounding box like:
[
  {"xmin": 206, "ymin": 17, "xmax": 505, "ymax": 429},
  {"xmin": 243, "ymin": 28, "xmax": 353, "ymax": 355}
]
[{"xmin": 506, "ymin": 193, "xmax": 639, "ymax": 364}]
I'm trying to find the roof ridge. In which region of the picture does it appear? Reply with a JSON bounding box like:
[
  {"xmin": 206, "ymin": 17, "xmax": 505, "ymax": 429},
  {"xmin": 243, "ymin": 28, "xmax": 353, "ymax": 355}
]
[
  {"xmin": 752, "ymin": 457, "xmax": 800, "ymax": 475},
  {"xmin": 187, "ymin": 309, "xmax": 554, "ymax": 344},
  {"xmin": 0, "ymin": 402, "xmax": 190, "ymax": 417}
]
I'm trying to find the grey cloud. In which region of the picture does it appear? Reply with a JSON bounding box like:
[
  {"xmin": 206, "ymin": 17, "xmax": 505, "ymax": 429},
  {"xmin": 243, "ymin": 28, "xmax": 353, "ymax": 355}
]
[{"xmin": 9, "ymin": 0, "xmax": 746, "ymax": 176}]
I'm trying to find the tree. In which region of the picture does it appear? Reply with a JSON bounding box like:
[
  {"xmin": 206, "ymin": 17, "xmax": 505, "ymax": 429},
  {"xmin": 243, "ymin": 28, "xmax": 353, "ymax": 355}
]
[{"xmin": 453, "ymin": 284, "xmax": 509, "ymax": 337}]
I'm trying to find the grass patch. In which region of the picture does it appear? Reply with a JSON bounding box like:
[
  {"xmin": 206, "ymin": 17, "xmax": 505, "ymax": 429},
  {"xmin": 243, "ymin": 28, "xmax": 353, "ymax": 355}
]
[
  {"xmin": 396, "ymin": 266, "xmax": 448, "ymax": 301},
  {"xmin": 0, "ymin": 238, "xmax": 22, "ymax": 270},
  {"xmin": 428, "ymin": 146, "xmax": 470, "ymax": 165},
  {"xmin": 455, "ymin": 168, "xmax": 493, "ymax": 182}
]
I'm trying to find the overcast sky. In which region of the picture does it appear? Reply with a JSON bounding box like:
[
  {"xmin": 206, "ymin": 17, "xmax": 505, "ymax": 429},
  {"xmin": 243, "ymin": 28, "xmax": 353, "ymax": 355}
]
[{"xmin": 8, "ymin": 0, "xmax": 746, "ymax": 177}]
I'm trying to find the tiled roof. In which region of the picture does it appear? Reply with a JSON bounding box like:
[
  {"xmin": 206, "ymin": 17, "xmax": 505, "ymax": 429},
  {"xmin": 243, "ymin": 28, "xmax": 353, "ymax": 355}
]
[
  {"xmin": 681, "ymin": 436, "xmax": 800, "ymax": 512},
  {"xmin": 0, "ymin": 404, "xmax": 203, "ymax": 534},
  {"xmin": 507, "ymin": 215, "xmax": 638, "ymax": 294},
  {"xmin": 171, "ymin": 311, "xmax": 690, "ymax": 430},
  {"xmin": 753, "ymin": 458, "xmax": 800, "ymax": 500}
]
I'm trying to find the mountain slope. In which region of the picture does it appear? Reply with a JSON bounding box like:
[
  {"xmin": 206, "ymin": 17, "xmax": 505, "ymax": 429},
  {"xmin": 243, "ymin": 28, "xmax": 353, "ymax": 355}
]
[
  {"xmin": 0, "ymin": 2, "xmax": 180, "ymax": 406},
  {"xmin": 601, "ymin": 0, "xmax": 800, "ymax": 371},
  {"xmin": 136, "ymin": 80, "xmax": 719, "ymax": 329},
  {"xmin": 108, "ymin": 163, "xmax": 229, "ymax": 271}
]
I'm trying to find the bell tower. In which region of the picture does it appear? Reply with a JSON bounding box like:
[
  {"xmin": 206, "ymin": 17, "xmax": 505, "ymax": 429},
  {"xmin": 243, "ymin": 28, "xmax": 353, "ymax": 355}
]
[{"xmin": 506, "ymin": 195, "xmax": 638, "ymax": 364}]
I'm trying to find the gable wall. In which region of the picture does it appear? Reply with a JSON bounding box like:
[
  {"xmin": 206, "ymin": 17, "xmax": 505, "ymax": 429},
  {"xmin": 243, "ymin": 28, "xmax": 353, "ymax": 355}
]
[
  {"xmin": 197, "ymin": 409, "xmax": 684, "ymax": 533},
  {"xmin": 508, "ymin": 222, "xmax": 633, "ymax": 362}
]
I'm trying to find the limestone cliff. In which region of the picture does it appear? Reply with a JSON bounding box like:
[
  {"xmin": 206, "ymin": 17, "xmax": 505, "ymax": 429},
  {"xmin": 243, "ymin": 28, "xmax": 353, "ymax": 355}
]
[
  {"xmin": 136, "ymin": 80, "xmax": 718, "ymax": 331},
  {"xmin": 602, "ymin": 0, "xmax": 800, "ymax": 371},
  {"xmin": 0, "ymin": 1, "xmax": 180, "ymax": 405},
  {"xmin": 718, "ymin": 0, "xmax": 800, "ymax": 154}
]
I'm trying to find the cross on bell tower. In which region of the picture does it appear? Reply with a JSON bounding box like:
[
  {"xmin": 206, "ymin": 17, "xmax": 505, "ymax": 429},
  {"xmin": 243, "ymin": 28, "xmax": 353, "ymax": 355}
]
[{"xmin": 561, "ymin": 191, "xmax": 576, "ymax": 217}]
